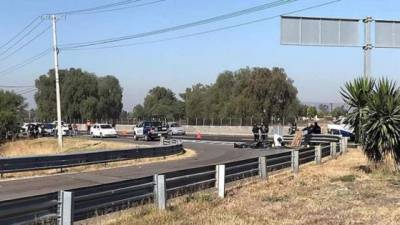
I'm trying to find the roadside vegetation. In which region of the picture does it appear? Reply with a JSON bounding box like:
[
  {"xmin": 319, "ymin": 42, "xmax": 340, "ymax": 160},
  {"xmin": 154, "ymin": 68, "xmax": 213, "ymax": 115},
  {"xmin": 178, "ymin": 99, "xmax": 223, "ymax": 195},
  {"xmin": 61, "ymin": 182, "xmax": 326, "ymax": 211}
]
[
  {"xmin": 341, "ymin": 77, "xmax": 400, "ymax": 171},
  {"xmin": 0, "ymin": 137, "xmax": 136, "ymax": 157},
  {"xmin": 83, "ymin": 149, "xmax": 400, "ymax": 225}
]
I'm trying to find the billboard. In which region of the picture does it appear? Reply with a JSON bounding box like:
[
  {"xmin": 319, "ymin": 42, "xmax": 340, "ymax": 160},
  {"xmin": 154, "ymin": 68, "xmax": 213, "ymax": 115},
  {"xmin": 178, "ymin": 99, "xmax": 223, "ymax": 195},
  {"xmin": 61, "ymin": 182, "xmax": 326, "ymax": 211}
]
[
  {"xmin": 375, "ymin": 20, "xmax": 400, "ymax": 48},
  {"xmin": 281, "ymin": 16, "xmax": 360, "ymax": 47}
]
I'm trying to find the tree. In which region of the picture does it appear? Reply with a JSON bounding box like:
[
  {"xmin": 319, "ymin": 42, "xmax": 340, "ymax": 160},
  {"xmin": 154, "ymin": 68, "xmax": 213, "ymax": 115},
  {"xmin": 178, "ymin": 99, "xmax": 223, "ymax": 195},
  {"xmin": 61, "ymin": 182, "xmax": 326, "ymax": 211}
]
[
  {"xmin": 331, "ymin": 105, "xmax": 347, "ymax": 118},
  {"xmin": 341, "ymin": 77, "xmax": 400, "ymax": 170},
  {"xmin": 318, "ymin": 104, "xmax": 330, "ymax": 117},
  {"xmin": 0, "ymin": 90, "xmax": 26, "ymax": 134},
  {"xmin": 181, "ymin": 67, "xmax": 298, "ymax": 124},
  {"xmin": 297, "ymin": 104, "xmax": 308, "ymax": 118},
  {"xmin": 341, "ymin": 77, "xmax": 375, "ymax": 143},
  {"xmin": 306, "ymin": 106, "xmax": 317, "ymax": 119},
  {"xmin": 132, "ymin": 104, "xmax": 145, "ymax": 120},
  {"xmin": 363, "ymin": 79, "xmax": 400, "ymax": 166},
  {"xmin": 35, "ymin": 68, "xmax": 123, "ymax": 121},
  {"xmin": 142, "ymin": 87, "xmax": 184, "ymax": 120},
  {"xmin": 97, "ymin": 76, "xmax": 123, "ymax": 121}
]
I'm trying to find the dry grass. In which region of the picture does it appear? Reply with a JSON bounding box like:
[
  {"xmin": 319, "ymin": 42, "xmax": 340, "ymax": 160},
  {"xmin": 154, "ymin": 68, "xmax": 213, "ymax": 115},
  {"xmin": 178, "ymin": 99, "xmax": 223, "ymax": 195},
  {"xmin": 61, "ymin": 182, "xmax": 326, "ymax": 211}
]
[
  {"xmin": 0, "ymin": 137, "xmax": 138, "ymax": 157},
  {"xmin": 0, "ymin": 138, "xmax": 195, "ymax": 180},
  {"xmin": 84, "ymin": 149, "xmax": 400, "ymax": 225}
]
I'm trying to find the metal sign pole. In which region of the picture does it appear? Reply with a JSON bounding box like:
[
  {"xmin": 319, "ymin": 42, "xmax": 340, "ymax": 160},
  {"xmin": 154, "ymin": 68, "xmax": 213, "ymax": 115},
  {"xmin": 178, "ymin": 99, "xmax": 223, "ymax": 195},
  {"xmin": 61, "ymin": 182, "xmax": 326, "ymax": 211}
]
[{"xmin": 363, "ymin": 17, "xmax": 373, "ymax": 78}]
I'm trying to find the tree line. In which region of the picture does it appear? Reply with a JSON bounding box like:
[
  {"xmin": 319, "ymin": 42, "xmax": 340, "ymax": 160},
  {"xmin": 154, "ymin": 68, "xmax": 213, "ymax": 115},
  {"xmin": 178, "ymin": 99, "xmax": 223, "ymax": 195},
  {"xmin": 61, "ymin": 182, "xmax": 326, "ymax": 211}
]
[
  {"xmin": 1, "ymin": 66, "xmax": 348, "ymax": 138},
  {"xmin": 134, "ymin": 67, "xmax": 306, "ymax": 124}
]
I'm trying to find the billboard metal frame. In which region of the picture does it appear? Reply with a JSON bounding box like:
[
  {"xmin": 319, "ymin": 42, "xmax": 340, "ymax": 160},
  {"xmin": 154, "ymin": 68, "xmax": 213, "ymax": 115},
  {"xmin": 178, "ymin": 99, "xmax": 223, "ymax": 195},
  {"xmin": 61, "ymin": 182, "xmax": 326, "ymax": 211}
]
[{"xmin": 280, "ymin": 16, "xmax": 386, "ymax": 78}]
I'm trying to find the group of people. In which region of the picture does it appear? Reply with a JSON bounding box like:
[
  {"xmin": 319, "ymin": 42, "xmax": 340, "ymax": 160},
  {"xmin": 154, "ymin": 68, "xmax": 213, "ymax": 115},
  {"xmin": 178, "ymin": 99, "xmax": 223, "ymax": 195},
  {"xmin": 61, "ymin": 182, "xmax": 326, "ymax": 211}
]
[
  {"xmin": 302, "ymin": 122, "xmax": 321, "ymax": 135},
  {"xmin": 252, "ymin": 123, "xmax": 269, "ymax": 142}
]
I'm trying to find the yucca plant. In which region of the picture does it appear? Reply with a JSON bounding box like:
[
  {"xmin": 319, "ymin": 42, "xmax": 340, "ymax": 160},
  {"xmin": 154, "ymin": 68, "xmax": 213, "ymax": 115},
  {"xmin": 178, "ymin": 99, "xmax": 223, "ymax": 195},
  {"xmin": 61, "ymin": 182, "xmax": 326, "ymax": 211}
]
[
  {"xmin": 340, "ymin": 77, "xmax": 375, "ymax": 143},
  {"xmin": 363, "ymin": 79, "xmax": 400, "ymax": 168}
]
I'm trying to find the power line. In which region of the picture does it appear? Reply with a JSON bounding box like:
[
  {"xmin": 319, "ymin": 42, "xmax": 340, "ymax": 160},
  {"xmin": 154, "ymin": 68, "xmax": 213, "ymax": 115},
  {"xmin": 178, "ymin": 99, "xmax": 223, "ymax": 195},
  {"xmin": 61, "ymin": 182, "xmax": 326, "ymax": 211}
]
[
  {"xmin": 0, "ymin": 19, "xmax": 44, "ymax": 58},
  {"xmin": 49, "ymin": 0, "xmax": 152, "ymax": 16},
  {"xmin": 0, "ymin": 16, "xmax": 42, "ymax": 50},
  {"xmin": 59, "ymin": 0, "xmax": 297, "ymax": 49},
  {"xmin": 63, "ymin": 0, "xmax": 341, "ymax": 51},
  {"xmin": 0, "ymin": 0, "xmax": 166, "ymax": 64},
  {"xmin": 0, "ymin": 25, "xmax": 51, "ymax": 62},
  {"xmin": 66, "ymin": 0, "xmax": 166, "ymax": 15},
  {"xmin": 0, "ymin": 49, "xmax": 51, "ymax": 78},
  {"xmin": 0, "ymin": 85, "xmax": 35, "ymax": 88}
]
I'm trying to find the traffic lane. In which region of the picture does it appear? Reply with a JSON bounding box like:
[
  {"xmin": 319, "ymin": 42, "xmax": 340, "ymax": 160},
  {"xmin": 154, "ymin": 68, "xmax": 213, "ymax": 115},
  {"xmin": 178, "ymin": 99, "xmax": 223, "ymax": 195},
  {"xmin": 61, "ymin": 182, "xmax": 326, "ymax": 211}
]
[{"xmin": 0, "ymin": 142, "xmax": 289, "ymax": 201}]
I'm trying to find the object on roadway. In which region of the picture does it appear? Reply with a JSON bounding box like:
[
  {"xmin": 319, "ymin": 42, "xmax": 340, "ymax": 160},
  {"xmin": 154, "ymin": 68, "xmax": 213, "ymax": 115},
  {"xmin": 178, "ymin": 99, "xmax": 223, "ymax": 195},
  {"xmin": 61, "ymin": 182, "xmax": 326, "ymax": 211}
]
[{"xmin": 233, "ymin": 141, "xmax": 270, "ymax": 149}]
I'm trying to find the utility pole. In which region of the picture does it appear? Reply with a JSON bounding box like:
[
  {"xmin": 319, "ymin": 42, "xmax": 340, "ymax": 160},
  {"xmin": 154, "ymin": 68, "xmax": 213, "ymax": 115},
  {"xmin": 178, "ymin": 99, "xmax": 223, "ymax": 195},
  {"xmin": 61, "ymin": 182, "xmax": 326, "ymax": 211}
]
[
  {"xmin": 363, "ymin": 16, "xmax": 373, "ymax": 78},
  {"xmin": 51, "ymin": 15, "xmax": 63, "ymax": 150}
]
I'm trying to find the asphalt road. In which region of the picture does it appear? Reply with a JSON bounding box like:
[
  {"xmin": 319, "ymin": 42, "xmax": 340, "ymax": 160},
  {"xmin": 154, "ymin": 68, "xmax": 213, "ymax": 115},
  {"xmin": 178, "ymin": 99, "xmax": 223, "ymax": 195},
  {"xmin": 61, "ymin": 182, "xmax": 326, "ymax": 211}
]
[{"xmin": 0, "ymin": 137, "xmax": 288, "ymax": 201}]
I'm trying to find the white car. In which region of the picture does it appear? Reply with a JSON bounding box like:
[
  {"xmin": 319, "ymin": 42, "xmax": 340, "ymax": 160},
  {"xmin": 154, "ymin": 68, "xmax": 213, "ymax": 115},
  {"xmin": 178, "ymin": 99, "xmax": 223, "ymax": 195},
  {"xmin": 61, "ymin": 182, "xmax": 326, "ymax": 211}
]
[
  {"xmin": 90, "ymin": 124, "xmax": 118, "ymax": 138},
  {"xmin": 167, "ymin": 122, "xmax": 185, "ymax": 135},
  {"xmin": 327, "ymin": 118, "xmax": 355, "ymax": 141},
  {"xmin": 52, "ymin": 121, "xmax": 70, "ymax": 136}
]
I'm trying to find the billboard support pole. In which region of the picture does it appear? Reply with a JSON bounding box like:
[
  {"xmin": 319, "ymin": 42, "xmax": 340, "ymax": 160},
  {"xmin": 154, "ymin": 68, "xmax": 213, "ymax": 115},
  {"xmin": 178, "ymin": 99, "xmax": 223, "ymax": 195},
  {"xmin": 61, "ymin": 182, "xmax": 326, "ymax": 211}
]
[{"xmin": 363, "ymin": 17, "xmax": 373, "ymax": 78}]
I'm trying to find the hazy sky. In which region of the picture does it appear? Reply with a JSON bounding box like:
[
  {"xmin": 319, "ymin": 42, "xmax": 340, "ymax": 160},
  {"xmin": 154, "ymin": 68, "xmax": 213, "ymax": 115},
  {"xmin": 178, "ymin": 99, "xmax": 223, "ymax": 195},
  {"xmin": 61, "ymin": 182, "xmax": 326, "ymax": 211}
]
[{"xmin": 0, "ymin": 0, "xmax": 400, "ymax": 110}]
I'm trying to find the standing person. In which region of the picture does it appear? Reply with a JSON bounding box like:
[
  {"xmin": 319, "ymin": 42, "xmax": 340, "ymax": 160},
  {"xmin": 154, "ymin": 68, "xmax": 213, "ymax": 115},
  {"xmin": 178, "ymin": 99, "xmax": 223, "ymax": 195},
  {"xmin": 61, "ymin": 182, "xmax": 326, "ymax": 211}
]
[
  {"xmin": 73, "ymin": 123, "xmax": 78, "ymax": 136},
  {"xmin": 68, "ymin": 124, "xmax": 73, "ymax": 136},
  {"xmin": 252, "ymin": 124, "xmax": 259, "ymax": 142},
  {"xmin": 289, "ymin": 122, "xmax": 297, "ymax": 135},
  {"xmin": 312, "ymin": 122, "xmax": 321, "ymax": 134},
  {"xmin": 86, "ymin": 120, "xmax": 91, "ymax": 135},
  {"xmin": 261, "ymin": 123, "xmax": 269, "ymax": 141}
]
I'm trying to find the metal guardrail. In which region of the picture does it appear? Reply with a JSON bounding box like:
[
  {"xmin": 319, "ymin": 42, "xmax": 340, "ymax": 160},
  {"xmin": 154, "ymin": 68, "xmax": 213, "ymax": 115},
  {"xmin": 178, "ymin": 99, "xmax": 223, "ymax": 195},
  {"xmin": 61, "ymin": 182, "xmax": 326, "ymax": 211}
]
[
  {"xmin": 175, "ymin": 134, "xmax": 342, "ymax": 145},
  {"xmin": 0, "ymin": 192, "xmax": 58, "ymax": 225},
  {"xmin": 0, "ymin": 135, "xmax": 347, "ymax": 225},
  {"xmin": 0, "ymin": 143, "xmax": 183, "ymax": 174},
  {"xmin": 283, "ymin": 134, "xmax": 342, "ymax": 145}
]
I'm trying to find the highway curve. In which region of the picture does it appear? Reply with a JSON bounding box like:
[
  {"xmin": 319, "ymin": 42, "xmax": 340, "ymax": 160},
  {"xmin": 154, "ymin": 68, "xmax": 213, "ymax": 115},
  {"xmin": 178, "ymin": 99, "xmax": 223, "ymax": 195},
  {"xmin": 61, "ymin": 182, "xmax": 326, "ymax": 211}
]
[{"xmin": 0, "ymin": 138, "xmax": 289, "ymax": 201}]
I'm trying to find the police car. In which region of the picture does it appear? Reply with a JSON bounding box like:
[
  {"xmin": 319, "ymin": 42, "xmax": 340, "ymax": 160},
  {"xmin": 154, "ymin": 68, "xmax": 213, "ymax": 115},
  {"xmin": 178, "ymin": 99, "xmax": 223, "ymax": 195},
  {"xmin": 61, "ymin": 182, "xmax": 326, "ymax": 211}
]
[{"xmin": 133, "ymin": 121, "xmax": 168, "ymax": 141}]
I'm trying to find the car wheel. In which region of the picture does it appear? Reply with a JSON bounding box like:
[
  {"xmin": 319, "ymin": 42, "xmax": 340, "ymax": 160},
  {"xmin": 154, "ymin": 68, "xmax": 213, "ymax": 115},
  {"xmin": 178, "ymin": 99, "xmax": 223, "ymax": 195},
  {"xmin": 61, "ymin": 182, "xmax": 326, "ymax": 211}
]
[
  {"xmin": 133, "ymin": 133, "xmax": 138, "ymax": 141},
  {"xmin": 100, "ymin": 133, "xmax": 103, "ymax": 138}
]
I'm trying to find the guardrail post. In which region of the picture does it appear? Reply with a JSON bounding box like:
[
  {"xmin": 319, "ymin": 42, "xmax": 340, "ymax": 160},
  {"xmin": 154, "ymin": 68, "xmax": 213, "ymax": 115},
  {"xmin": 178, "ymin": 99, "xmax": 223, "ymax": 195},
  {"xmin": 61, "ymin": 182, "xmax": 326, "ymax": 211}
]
[
  {"xmin": 58, "ymin": 191, "xmax": 74, "ymax": 225},
  {"xmin": 291, "ymin": 150, "xmax": 299, "ymax": 174},
  {"xmin": 340, "ymin": 137, "xmax": 348, "ymax": 153},
  {"xmin": 344, "ymin": 137, "xmax": 348, "ymax": 152},
  {"xmin": 154, "ymin": 174, "xmax": 166, "ymax": 210},
  {"xmin": 315, "ymin": 145, "xmax": 322, "ymax": 165},
  {"xmin": 258, "ymin": 156, "xmax": 268, "ymax": 179},
  {"xmin": 330, "ymin": 142, "xmax": 337, "ymax": 159},
  {"xmin": 160, "ymin": 136, "xmax": 166, "ymax": 145},
  {"xmin": 216, "ymin": 164, "xmax": 225, "ymax": 198}
]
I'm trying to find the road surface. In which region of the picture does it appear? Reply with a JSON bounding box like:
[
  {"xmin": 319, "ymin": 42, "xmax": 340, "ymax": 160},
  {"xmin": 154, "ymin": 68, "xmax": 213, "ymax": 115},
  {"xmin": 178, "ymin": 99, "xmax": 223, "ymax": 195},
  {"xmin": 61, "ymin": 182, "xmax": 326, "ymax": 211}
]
[{"xmin": 0, "ymin": 138, "xmax": 288, "ymax": 201}]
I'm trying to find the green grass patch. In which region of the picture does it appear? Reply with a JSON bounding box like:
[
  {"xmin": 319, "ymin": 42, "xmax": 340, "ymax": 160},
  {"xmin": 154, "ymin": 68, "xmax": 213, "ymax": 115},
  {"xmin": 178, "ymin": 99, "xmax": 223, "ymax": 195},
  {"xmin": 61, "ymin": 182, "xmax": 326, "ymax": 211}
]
[{"xmin": 331, "ymin": 175, "xmax": 356, "ymax": 183}]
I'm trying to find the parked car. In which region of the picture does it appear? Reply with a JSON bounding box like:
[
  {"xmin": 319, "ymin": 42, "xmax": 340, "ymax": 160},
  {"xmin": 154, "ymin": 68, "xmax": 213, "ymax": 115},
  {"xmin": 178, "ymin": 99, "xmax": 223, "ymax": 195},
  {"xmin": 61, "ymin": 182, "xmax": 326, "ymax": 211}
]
[
  {"xmin": 327, "ymin": 118, "xmax": 355, "ymax": 141},
  {"xmin": 90, "ymin": 124, "xmax": 118, "ymax": 138},
  {"xmin": 133, "ymin": 121, "xmax": 168, "ymax": 141},
  {"xmin": 167, "ymin": 122, "xmax": 185, "ymax": 135},
  {"xmin": 52, "ymin": 121, "xmax": 70, "ymax": 136},
  {"xmin": 41, "ymin": 123, "xmax": 55, "ymax": 136},
  {"xmin": 20, "ymin": 123, "xmax": 41, "ymax": 138}
]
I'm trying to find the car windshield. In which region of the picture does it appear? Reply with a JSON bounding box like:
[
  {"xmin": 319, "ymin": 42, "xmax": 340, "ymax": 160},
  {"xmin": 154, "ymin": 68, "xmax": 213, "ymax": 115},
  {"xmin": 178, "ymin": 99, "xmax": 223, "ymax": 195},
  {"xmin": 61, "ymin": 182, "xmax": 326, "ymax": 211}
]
[
  {"xmin": 101, "ymin": 125, "xmax": 112, "ymax": 129},
  {"xmin": 144, "ymin": 122, "xmax": 162, "ymax": 127},
  {"xmin": 44, "ymin": 124, "xmax": 54, "ymax": 129}
]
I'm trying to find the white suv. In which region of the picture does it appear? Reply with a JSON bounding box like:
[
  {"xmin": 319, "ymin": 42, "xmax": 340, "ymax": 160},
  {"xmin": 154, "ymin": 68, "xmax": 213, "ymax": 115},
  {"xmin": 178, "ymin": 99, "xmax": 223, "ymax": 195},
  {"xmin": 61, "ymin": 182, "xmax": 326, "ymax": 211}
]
[{"xmin": 90, "ymin": 124, "xmax": 118, "ymax": 138}]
